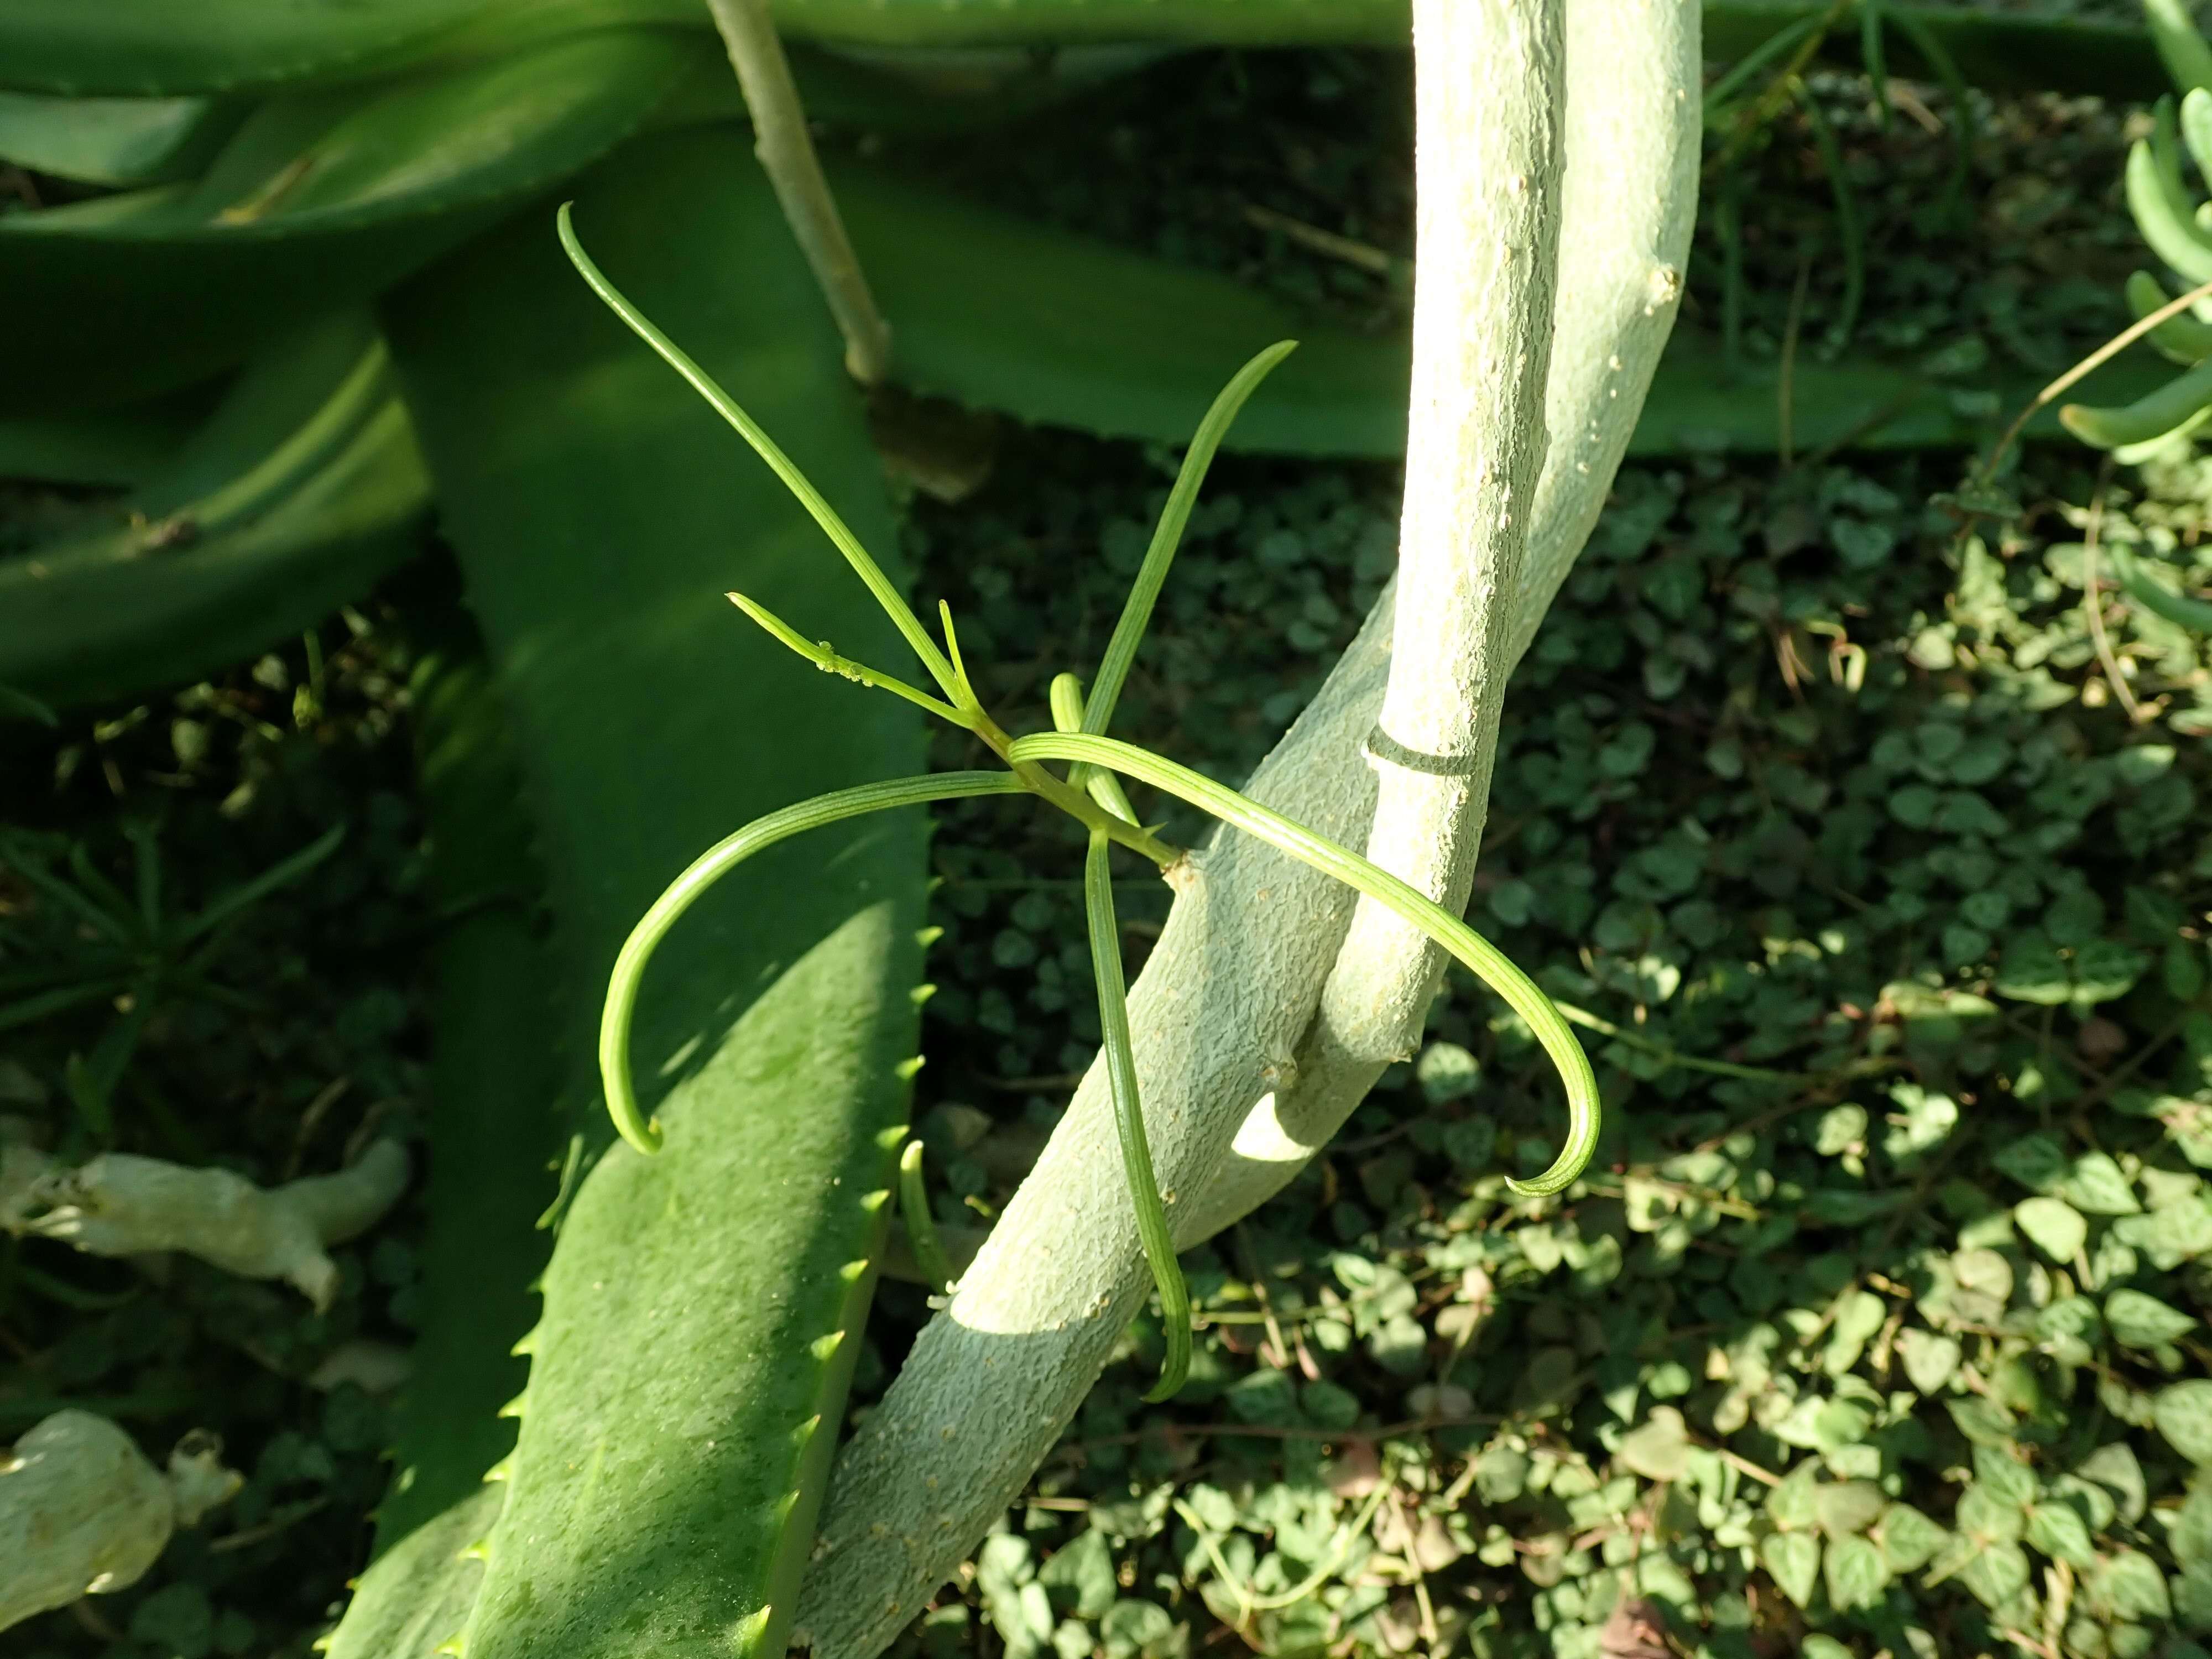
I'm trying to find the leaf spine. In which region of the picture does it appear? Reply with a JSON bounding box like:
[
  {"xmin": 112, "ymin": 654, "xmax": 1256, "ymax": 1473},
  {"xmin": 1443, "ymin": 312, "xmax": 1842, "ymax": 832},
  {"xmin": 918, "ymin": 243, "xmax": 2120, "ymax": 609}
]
[
  {"xmin": 734, "ymin": 1606, "xmax": 773, "ymax": 1654},
  {"xmin": 495, "ymin": 1390, "xmax": 529, "ymax": 1420},
  {"xmin": 894, "ymin": 1055, "xmax": 925, "ymax": 1081},
  {"xmin": 809, "ymin": 1329, "xmax": 844, "ymax": 1361},
  {"xmin": 874, "ymin": 1122, "xmax": 910, "ymax": 1150}
]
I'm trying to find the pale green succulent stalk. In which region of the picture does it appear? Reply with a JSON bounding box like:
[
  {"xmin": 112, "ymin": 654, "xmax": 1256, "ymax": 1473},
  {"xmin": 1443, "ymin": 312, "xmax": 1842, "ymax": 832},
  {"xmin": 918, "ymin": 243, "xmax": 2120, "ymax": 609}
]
[{"xmin": 800, "ymin": 6, "xmax": 1701, "ymax": 1647}]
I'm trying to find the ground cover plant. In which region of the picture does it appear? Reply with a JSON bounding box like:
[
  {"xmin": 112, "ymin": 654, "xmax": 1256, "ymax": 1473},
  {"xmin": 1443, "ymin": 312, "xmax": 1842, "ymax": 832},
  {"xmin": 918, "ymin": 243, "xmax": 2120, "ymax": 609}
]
[{"xmin": 6, "ymin": 3, "xmax": 2212, "ymax": 1658}]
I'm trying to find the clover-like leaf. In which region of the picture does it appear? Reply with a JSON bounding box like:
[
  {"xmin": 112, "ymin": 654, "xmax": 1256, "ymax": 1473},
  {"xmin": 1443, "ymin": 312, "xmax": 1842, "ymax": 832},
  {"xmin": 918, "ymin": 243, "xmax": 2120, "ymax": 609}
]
[
  {"xmin": 2106, "ymin": 1287, "xmax": 2195, "ymax": 1348},
  {"xmin": 1824, "ymin": 1534, "xmax": 1889, "ymax": 1611},
  {"xmin": 2156, "ymin": 1379, "xmax": 2212, "ymax": 1465},
  {"xmin": 2013, "ymin": 1196, "xmax": 2088, "ymax": 1262},
  {"xmin": 1761, "ymin": 1530, "xmax": 1821, "ymax": 1609}
]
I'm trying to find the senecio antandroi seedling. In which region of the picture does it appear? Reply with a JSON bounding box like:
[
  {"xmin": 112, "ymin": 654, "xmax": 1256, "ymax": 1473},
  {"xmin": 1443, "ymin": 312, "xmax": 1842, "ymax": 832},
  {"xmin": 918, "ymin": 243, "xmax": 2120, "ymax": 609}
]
[{"xmin": 566, "ymin": 204, "xmax": 1600, "ymax": 1400}]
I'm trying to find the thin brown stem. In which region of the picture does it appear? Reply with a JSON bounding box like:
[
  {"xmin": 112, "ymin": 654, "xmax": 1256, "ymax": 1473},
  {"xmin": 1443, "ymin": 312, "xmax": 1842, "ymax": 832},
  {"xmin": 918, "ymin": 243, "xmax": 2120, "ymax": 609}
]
[
  {"xmin": 703, "ymin": 0, "xmax": 893, "ymax": 384},
  {"xmin": 1980, "ymin": 274, "xmax": 2212, "ymax": 489},
  {"xmin": 2079, "ymin": 465, "xmax": 2146, "ymax": 722}
]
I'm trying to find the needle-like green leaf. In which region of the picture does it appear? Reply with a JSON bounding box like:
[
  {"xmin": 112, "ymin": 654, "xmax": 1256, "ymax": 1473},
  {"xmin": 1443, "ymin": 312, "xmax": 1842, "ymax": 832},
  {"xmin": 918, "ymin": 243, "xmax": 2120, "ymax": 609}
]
[
  {"xmin": 599, "ymin": 773, "xmax": 1023, "ymax": 1155},
  {"xmin": 558, "ymin": 202, "xmax": 962, "ymax": 707},
  {"xmin": 1084, "ymin": 828, "xmax": 1191, "ymax": 1399},
  {"xmin": 1010, "ymin": 731, "xmax": 1602, "ymax": 1196}
]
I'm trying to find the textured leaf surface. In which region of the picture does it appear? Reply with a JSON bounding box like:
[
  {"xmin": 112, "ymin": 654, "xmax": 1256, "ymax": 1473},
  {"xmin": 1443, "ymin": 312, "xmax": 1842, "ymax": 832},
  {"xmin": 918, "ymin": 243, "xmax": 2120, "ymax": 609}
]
[
  {"xmin": 836, "ymin": 160, "xmax": 1405, "ymax": 457},
  {"xmin": 379, "ymin": 125, "xmax": 926, "ymax": 1655},
  {"xmin": 326, "ymin": 1484, "xmax": 504, "ymax": 1659},
  {"xmin": 466, "ymin": 907, "xmax": 907, "ymax": 1659},
  {"xmin": 0, "ymin": 310, "xmax": 431, "ymax": 708},
  {"xmin": 831, "ymin": 160, "xmax": 2167, "ymax": 462},
  {"xmin": 0, "ymin": 30, "xmax": 689, "ymax": 413}
]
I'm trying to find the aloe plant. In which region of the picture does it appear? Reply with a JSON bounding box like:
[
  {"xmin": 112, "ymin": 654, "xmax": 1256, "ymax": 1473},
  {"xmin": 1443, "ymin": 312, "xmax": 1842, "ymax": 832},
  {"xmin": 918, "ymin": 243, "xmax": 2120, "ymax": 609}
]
[{"xmin": 0, "ymin": 2, "xmax": 2178, "ymax": 1655}]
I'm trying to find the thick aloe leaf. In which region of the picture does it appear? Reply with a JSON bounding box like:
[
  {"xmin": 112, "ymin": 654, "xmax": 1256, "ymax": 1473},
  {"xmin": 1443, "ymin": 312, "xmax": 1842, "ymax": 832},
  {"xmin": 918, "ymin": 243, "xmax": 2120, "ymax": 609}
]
[
  {"xmin": 376, "ymin": 124, "xmax": 926, "ymax": 1652},
  {"xmin": 326, "ymin": 1484, "xmax": 504, "ymax": 1659},
  {"xmin": 0, "ymin": 311, "xmax": 432, "ymax": 708},
  {"xmin": 0, "ymin": 383, "xmax": 221, "ymax": 487},
  {"xmin": 836, "ymin": 161, "xmax": 1407, "ymax": 456},
  {"xmin": 1704, "ymin": 4, "xmax": 2160, "ymax": 99},
  {"xmin": 0, "ymin": 0, "xmax": 510, "ymax": 97},
  {"xmin": 465, "ymin": 908, "xmax": 909, "ymax": 1659},
  {"xmin": 0, "ymin": 90, "xmax": 237, "ymax": 185},
  {"xmin": 0, "ymin": 30, "xmax": 691, "ymax": 414},
  {"xmin": 831, "ymin": 160, "xmax": 2167, "ymax": 462},
  {"xmin": 770, "ymin": 0, "xmax": 1407, "ymax": 46},
  {"xmin": 370, "ymin": 598, "xmax": 565, "ymax": 1553},
  {"xmin": 1632, "ymin": 331, "xmax": 2171, "ymax": 459}
]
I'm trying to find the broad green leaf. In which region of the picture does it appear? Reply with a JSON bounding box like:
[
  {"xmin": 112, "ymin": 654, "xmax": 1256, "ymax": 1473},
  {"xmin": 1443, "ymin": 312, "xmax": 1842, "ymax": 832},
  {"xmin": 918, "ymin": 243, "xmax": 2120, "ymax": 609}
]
[
  {"xmin": 0, "ymin": 384, "xmax": 215, "ymax": 489},
  {"xmin": 1956, "ymin": 1483, "xmax": 2026, "ymax": 1545},
  {"xmin": 1992, "ymin": 1131, "xmax": 2069, "ymax": 1192},
  {"xmin": 370, "ymin": 609, "xmax": 565, "ymax": 1552},
  {"xmin": 1618, "ymin": 1406, "xmax": 1692, "ymax": 1482},
  {"xmin": 1768, "ymin": 1461, "xmax": 1822, "ymax": 1531},
  {"xmin": 2034, "ymin": 1295, "xmax": 2104, "ymax": 1365},
  {"xmin": 0, "ymin": 90, "xmax": 231, "ymax": 185},
  {"xmin": 326, "ymin": 1484, "xmax": 503, "ymax": 1659},
  {"xmin": 833, "ymin": 160, "xmax": 1407, "ymax": 458},
  {"xmin": 2064, "ymin": 1151, "xmax": 2142, "ymax": 1215},
  {"xmin": 379, "ymin": 125, "xmax": 926, "ymax": 1659},
  {"xmin": 0, "ymin": 0, "xmax": 504, "ymax": 95},
  {"xmin": 2026, "ymin": 1501, "xmax": 2097, "ymax": 1568},
  {"xmin": 2113, "ymin": 1196, "xmax": 2212, "ymax": 1267},
  {"xmin": 2013, "ymin": 1196, "xmax": 2087, "ymax": 1262},
  {"xmin": 0, "ymin": 310, "xmax": 430, "ymax": 709},
  {"xmin": 1037, "ymin": 1530, "xmax": 1117, "ymax": 1622},
  {"xmin": 2181, "ymin": 1480, "xmax": 2212, "ymax": 1574},
  {"xmin": 1814, "ymin": 1480, "xmax": 1888, "ymax": 1538},
  {"xmin": 2158, "ymin": 1381, "xmax": 2212, "ymax": 1465},
  {"xmin": 1975, "ymin": 1443, "xmax": 2038, "ymax": 1508},
  {"xmin": 1761, "ymin": 1530, "xmax": 1821, "ymax": 1608},
  {"xmin": 2075, "ymin": 1443, "xmax": 2148, "ymax": 1525},
  {"xmin": 1896, "ymin": 1328, "xmax": 1961, "ymax": 1394},
  {"xmin": 830, "ymin": 159, "xmax": 2174, "ymax": 467},
  {"xmin": 1875, "ymin": 1503, "xmax": 1948, "ymax": 1574},
  {"xmin": 0, "ymin": 32, "xmax": 693, "ymax": 414},
  {"xmin": 1824, "ymin": 1533, "xmax": 1888, "ymax": 1611},
  {"xmin": 778, "ymin": 0, "xmax": 1412, "ymax": 48},
  {"xmin": 1994, "ymin": 934, "xmax": 2072, "ymax": 1005},
  {"xmin": 462, "ymin": 906, "xmax": 912, "ymax": 1659},
  {"xmin": 1957, "ymin": 1540, "xmax": 2032, "ymax": 1608},
  {"xmin": 1823, "ymin": 1290, "xmax": 1886, "ymax": 1375},
  {"xmin": 2070, "ymin": 938, "xmax": 2148, "ymax": 1008},
  {"xmin": 2086, "ymin": 1548, "xmax": 2173, "ymax": 1623},
  {"xmin": 2106, "ymin": 1287, "xmax": 2195, "ymax": 1348}
]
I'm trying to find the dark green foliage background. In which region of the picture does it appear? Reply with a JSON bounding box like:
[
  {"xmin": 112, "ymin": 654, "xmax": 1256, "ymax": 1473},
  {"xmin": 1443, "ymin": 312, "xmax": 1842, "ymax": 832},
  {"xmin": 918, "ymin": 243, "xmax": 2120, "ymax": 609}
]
[{"xmin": 7, "ymin": 18, "xmax": 2212, "ymax": 1659}]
